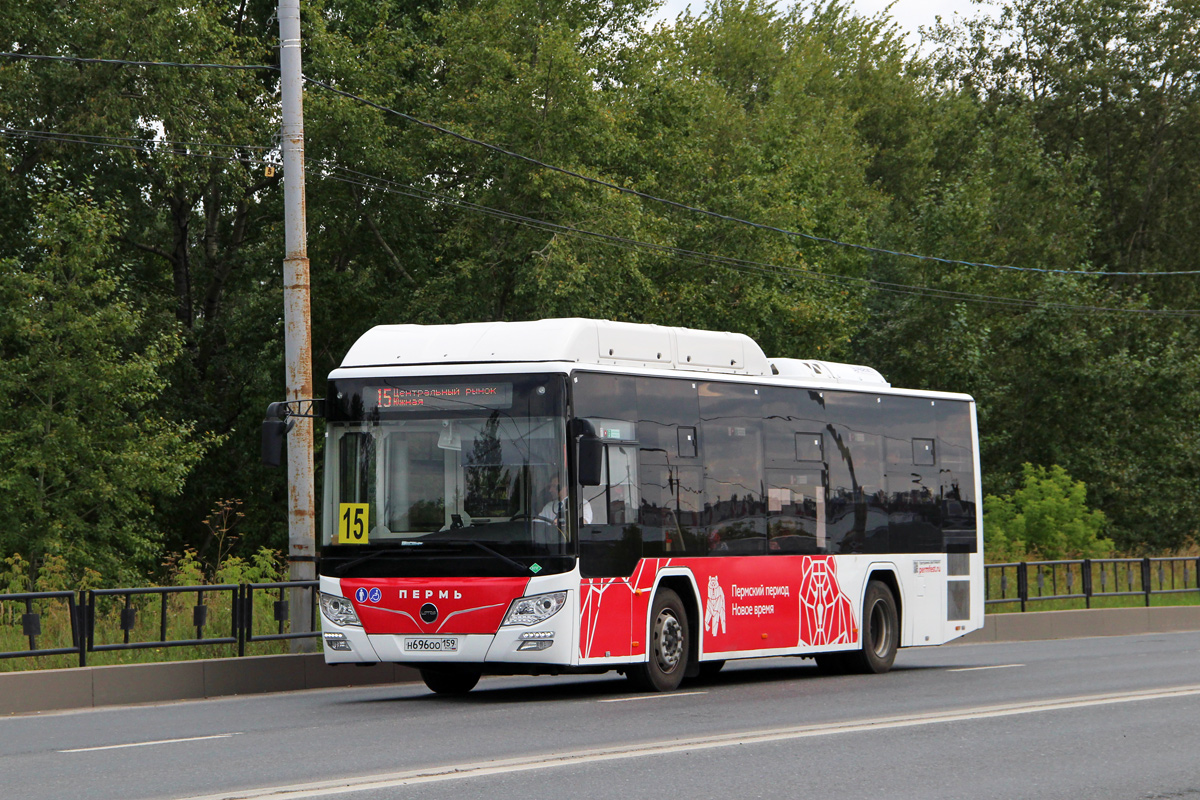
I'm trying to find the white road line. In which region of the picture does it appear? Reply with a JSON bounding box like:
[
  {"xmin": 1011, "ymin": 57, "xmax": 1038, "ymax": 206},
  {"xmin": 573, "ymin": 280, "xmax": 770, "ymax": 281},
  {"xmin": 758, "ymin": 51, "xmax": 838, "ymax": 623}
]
[
  {"xmin": 60, "ymin": 733, "xmax": 243, "ymax": 753},
  {"xmin": 169, "ymin": 684, "xmax": 1200, "ymax": 800},
  {"xmin": 947, "ymin": 664, "xmax": 1026, "ymax": 672},
  {"xmin": 599, "ymin": 691, "xmax": 708, "ymax": 703}
]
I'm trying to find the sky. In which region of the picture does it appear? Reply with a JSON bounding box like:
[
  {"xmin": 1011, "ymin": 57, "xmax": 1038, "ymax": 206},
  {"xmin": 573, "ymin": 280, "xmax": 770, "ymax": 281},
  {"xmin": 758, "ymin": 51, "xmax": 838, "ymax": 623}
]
[{"xmin": 649, "ymin": 0, "xmax": 997, "ymax": 44}]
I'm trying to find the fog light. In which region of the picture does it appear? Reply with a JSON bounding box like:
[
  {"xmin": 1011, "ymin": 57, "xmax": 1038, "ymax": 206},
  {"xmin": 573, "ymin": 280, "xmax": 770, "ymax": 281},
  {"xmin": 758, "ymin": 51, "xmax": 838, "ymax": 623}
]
[
  {"xmin": 517, "ymin": 639, "xmax": 553, "ymax": 651},
  {"xmin": 323, "ymin": 632, "xmax": 352, "ymax": 651}
]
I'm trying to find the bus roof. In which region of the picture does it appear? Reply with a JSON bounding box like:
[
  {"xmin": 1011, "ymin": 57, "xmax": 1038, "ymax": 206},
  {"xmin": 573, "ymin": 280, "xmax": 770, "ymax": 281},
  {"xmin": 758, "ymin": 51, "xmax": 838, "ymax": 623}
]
[{"xmin": 337, "ymin": 318, "xmax": 891, "ymax": 387}]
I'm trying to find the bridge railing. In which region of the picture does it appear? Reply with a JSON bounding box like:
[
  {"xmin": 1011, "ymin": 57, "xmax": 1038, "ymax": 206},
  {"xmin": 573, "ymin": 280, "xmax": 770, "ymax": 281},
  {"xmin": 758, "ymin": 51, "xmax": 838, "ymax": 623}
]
[
  {"xmin": 1, "ymin": 581, "xmax": 318, "ymax": 667},
  {"xmin": 4, "ymin": 558, "xmax": 1200, "ymax": 666},
  {"xmin": 985, "ymin": 557, "xmax": 1200, "ymax": 611}
]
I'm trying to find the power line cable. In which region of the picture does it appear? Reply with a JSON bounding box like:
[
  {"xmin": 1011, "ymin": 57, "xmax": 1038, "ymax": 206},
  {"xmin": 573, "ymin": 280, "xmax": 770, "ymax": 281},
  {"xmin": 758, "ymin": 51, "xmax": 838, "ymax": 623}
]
[
  {"xmin": 299, "ymin": 75, "xmax": 1200, "ymax": 279},
  {"xmin": 0, "ymin": 51, "xmax": 279, "ymax": 73},
  {"xmin": 5, "ymin": 50, "xmax": 1198, "ymax": 279},
  {"xmin": 4, "ymin": 125, "xmax": 1199, "ymax": 318},
  {"xmin": 1, "ymin": 126, "xmax": 274, "ymax": 153},
  {"xmin": 311, "ymin": 163, "xmax": 1200, "ymax": 318}
]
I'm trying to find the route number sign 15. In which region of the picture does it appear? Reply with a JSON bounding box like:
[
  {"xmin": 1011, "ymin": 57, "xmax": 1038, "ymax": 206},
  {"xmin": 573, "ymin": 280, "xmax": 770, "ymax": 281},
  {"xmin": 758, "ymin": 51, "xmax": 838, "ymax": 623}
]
[{"xmin": 338, "ymin": 504, "xmax": 370, "ymax": 544}]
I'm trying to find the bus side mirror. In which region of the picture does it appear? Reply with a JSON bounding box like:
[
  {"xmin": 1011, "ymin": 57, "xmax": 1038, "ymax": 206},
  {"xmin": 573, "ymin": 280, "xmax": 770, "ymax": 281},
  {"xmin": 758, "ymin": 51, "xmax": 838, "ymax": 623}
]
[
  {"xmin": 261, "ymin": 419, "xmax": 292, "ymax": 467},
  {"xmin": 577, "ymin": 434, "xmax": 603, "ymax": 487},
  {"xmin": 570, "ymin": 418, "xmax": 604, "ymax": 487},
  {"xmin": 262, "ymin": 401, "xmax": 294, "ymax": 467}
]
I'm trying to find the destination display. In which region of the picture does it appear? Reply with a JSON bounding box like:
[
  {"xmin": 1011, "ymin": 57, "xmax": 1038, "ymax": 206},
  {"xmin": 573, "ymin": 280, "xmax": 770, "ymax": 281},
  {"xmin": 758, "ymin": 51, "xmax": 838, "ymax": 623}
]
[{"xmin": 364, "ymin": 383, "xmax": 513, "ymax": 412}]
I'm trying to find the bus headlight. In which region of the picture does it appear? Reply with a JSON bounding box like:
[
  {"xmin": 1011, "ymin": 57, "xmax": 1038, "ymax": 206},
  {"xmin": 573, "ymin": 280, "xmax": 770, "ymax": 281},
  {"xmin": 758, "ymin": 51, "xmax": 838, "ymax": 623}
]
[
  {"xmin": 320, "ymin": 593, "xmax": 362, "ymax": 627},
  {"xmin": 502, "ymin": 592, "xmax": 567, "ymax": 626}
]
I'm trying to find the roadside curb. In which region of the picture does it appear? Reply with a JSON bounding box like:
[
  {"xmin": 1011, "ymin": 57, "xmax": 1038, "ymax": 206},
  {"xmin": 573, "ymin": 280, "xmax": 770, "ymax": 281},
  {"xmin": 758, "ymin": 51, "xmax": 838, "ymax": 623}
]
[
  {"xmin": 3, "ymin": 606, "xmax": 1198, "ymax": 715},
  {"xmin": 0, "ymin": 654, "xmax": 420, "ymax": 716},
  {"xmin": 955, "ymin": 605, "xmax": 1200, "ymax": 644}
]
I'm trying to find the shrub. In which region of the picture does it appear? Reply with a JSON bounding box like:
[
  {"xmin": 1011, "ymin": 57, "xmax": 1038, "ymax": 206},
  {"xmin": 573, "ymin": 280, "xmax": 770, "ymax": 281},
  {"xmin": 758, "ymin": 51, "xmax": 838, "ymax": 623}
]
[{"xmin": 984, "ymin": 463, "xmax": 1112, "ymax": 561}]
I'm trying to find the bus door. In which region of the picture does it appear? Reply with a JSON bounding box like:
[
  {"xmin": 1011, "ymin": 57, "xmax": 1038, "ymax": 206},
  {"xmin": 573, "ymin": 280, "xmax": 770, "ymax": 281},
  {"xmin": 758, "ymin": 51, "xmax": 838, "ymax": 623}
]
[
  {"xmin": 579, "ymin": 439, "xmax": 641, "ymax": 577},
  {"xmin": 578, "ymin": 429, "xmax": 643, "ymax": 661}
]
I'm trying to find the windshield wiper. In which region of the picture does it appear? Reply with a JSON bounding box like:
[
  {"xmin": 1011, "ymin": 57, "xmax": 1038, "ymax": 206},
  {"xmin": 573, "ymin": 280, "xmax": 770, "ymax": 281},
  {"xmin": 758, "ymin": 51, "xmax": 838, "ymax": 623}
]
[
  {"xmin": 331, "ymin": 539, "xmax": 535, "ymax": 577},
  {"xmin": 425, "ymin": 539, "xmax": 532, "ymax": 574},
  {"xmin": 330, "ymin": 548, "xmax": 408, "ymax": 576}
]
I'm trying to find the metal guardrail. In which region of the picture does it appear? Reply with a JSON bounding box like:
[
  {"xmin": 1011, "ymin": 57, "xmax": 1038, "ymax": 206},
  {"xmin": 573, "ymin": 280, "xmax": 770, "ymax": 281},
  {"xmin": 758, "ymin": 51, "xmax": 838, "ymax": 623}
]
[
  {"xmin": 1, "ymin": 581, "xmax": 319, "ymax": 666},
  {"xmin": 4, "ymin": 559, "xmax": 1199, "ymax": 665},
  {"xmin": 0, "ymin": 591, "xmax": 84, "ymax": 660},
  {"xmin": 986, "ymin": 557, "xmax": 1200, "ymax": 611},
  {"xmin": 239, "ymin": 581, "xmax": 321, "ymax": 656}
]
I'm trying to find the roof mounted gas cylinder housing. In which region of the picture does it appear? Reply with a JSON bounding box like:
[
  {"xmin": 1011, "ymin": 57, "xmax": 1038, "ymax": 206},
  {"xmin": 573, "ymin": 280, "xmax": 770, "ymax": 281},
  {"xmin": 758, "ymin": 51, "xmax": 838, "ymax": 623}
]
[
  {"xmin": 768, "ymin": 358, "xmax": 890, "ymax": 387},
  {"xmin": 338, "ymin": 318, "xmax": 768, "ymax": 374},
  {"xmin": 336, "ymin": 318, "xmax": 887, "ymax": 383}
]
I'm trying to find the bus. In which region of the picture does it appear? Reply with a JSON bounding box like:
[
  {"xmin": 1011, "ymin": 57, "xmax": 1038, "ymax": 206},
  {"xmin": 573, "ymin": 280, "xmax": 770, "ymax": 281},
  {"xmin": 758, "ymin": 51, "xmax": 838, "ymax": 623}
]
[{"xmin": 265, "ymin": 318, "xmax": 983, "ymax": 694}]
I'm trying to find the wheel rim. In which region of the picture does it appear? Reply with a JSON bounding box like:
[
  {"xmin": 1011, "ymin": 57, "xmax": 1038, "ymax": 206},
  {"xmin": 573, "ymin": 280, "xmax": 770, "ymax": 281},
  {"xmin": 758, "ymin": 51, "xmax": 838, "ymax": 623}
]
[
  {"xmin": 868, "ymin": 600, "xmax": 891, "ymax": 658},
  {"xmin": 653, "ymin": 609, "xmax": 684, "ymax": 674}
]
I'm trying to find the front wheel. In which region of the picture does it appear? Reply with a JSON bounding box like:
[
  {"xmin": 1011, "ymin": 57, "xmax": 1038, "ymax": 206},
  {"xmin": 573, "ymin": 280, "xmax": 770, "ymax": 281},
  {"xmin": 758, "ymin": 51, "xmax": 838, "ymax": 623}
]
[
  {"xmin": 848, "ymin": 580, "xmax": 899, "ymax": 674},
  {"xmin": 420, "ymin": 668, "xmax": 481, "ymax": 695},
  {"xmin": 628, "ymin": 588, "xmax": 689, "ymax": 692}
]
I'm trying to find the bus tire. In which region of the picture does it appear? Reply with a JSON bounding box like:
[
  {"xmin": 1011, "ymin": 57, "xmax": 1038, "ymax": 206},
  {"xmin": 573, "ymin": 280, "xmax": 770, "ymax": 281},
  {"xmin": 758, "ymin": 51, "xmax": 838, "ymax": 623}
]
[
  {"xmin": 420, "ymin": 668, "xmax": 481, "ymax": 695},
  {"xmin": 628, "ymin": 588, "xmax": 689, "ymax": 692},
  {"xmin": 849, "ymin": 580, "xmax": 899, "ymax": 674}
]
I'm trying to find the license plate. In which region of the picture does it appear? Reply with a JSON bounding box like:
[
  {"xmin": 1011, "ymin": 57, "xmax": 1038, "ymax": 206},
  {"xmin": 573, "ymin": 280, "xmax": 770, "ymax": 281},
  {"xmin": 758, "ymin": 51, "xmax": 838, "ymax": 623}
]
[{"xmin": 404, "ymin": 637, "xmax": 459, "ymax": 653}]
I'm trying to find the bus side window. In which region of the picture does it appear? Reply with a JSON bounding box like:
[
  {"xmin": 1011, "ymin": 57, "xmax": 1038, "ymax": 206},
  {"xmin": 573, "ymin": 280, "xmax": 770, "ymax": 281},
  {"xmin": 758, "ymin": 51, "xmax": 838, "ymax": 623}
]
[{"xmin": 700, "ymin": 382, "xmax": 766, "ymax": 556}]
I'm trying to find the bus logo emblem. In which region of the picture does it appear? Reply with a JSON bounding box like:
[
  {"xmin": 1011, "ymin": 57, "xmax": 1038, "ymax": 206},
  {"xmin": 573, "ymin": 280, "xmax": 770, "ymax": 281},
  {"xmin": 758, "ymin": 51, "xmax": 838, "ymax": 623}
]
[{"xmin": 420, "ymin": 603, "xmax": 439, "ymax": 623}]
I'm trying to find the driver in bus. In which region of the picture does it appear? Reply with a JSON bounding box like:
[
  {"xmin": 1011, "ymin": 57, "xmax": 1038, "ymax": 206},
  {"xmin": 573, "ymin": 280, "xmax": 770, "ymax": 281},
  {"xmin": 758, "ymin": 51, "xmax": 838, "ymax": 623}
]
[{"xmin": 536, "ymin": 474, "xmax": 593, "ymax": 527}]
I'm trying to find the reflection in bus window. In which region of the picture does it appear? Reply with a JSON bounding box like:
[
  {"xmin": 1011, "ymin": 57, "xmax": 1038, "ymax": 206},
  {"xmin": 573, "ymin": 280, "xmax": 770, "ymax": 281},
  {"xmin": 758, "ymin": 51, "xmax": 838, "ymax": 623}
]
[
  {"xmin": 701, "ymin": 382, "xmax": 766, "ymax": 556},
  {"xmin": 767, "ymin": 469, "xmax": 826, "ymax": 554}
]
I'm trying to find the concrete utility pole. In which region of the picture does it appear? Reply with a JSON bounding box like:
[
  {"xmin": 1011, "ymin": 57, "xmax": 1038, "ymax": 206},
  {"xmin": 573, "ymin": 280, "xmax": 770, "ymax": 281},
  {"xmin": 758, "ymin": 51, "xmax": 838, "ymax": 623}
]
[{"xmin": 279, "ymin": 0, "xmax": 316, "ymax": 645}]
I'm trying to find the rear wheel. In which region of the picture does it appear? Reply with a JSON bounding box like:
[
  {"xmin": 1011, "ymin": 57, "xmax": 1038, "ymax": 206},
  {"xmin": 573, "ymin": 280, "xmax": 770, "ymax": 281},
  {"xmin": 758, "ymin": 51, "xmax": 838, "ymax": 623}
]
[
  {"xmin": 628, "ymin": 588, "xmax": 689, "ymax": 692},
  {"xmin": 420, "ymin": 668, "xmax": 481, "ymax": 695},
  {"xmin": 848, "ymin": 580, "xmax": 899, "ymax": 674}
]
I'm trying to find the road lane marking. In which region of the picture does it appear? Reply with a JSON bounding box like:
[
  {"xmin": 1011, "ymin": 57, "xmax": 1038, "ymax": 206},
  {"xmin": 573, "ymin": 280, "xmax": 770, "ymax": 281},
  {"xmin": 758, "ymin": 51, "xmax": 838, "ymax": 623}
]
[
  {"xmin": 947, "ymin": 664, "xmax": 1026, "ymax": 672},
  {"xmin": 171, "ymin": 684, "xmax": 1200, "ymax": 800},
  {"xmin": 599, "ymin": 691, "xmax": 708, "ymax": 703},
  {"xmin": 60, "ymin": 733, "xmax": 243, "ymax": 753}
]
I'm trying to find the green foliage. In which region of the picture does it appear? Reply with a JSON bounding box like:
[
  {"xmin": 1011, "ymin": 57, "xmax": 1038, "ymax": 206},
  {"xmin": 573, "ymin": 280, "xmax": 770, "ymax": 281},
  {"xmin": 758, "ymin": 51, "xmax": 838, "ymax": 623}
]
[
  {"xmin": 0, "ymin": 553, "xmax": 31, "ymax": 595},
  {"xmin": 1, "ymin": 0, "xmax": 1198, "ymax": 577},
  {"xmin": 0, "ymin": 551, "xmax": 102, "ymax": 594},
  {"xmin": 0, "ymin": 189, "xmax": 210, "ymax": 583},
  {"xmin": 984, "ymin": 464, "xmax": 1112, "ymax": 561},
  {"xmin": 927, "ymin": 0, "xmax": 1200, "ymax": 287}
]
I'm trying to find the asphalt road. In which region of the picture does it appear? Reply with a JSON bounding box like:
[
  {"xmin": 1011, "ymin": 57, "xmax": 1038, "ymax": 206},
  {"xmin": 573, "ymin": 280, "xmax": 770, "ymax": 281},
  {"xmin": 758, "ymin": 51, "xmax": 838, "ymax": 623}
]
[{"xmin": 3, "ymin": 631, "xmax": 1199, "ymax": 800}]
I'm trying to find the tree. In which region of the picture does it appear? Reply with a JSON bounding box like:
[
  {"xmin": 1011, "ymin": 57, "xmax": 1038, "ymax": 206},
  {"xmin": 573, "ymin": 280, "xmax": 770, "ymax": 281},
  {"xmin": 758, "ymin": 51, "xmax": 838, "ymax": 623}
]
[
  {"xmin": 926, "ymin": 0, "xmax": 1200, "ymax": 297},
  {"xmin": 0, "ymin": 189, "xmax": 208, "ymax": 582},
  {"xmin": 879, "ymin": 0, "xmax": 1200, "ymax": 551}
]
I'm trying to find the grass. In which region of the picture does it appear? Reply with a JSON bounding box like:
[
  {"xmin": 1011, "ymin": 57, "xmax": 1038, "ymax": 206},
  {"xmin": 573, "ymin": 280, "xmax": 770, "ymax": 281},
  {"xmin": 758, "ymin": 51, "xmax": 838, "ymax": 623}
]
[{"xmin": 986, "ymin": 591, "xmax": 1200, "ymax": 614}]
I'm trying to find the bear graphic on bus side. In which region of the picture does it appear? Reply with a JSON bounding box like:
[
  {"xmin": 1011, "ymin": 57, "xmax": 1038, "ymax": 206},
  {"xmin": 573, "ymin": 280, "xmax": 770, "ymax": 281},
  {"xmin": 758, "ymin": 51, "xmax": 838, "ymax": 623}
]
[{"xmin": 704, "ymin": 575, "xmax": 727, "ymax": 636}]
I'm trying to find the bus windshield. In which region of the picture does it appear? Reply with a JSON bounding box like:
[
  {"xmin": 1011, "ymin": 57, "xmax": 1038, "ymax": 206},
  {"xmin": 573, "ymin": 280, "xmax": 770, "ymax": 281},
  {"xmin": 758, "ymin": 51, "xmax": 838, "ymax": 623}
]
[{"xmin": 321, "ymin": 374, "xmax": 572, "ymax": 577}]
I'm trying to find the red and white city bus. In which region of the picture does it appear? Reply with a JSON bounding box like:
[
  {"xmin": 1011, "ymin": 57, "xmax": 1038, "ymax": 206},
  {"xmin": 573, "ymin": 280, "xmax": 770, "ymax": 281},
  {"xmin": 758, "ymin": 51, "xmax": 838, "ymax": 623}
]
[{"xmin": 281, "ymin": 319, "xmax": 982, "ymax": 694}]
